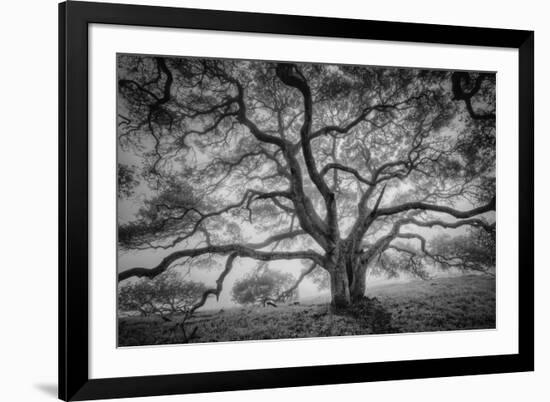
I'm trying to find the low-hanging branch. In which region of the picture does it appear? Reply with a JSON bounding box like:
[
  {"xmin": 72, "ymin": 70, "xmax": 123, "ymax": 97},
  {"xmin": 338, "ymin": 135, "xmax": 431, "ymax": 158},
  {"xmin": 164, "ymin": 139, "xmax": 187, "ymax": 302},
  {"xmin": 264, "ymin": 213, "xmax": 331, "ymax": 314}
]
[
  {"xmin": 118, "ymin": 238, "xmax": 323, "ymax": 282},
  {"xmin": 358, "ymin": 213, "xmax": 495, "ymax": 268},
  {"xmin": 188, "ymin": 253, "xmax": 238, "ymax": 315},
  {"xmin": 386, "ymin": 234, "xmax": 493, "ymax": 275},
  {"xmin": 276, "ymin": 262, "xmax": 318, "ymax": 302}
]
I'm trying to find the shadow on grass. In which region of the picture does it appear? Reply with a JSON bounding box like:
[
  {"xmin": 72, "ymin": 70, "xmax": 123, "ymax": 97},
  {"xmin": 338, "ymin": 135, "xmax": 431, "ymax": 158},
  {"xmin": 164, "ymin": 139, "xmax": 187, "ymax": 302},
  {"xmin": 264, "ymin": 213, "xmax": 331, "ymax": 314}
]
[{"xmin": 337, "ymin": 296, "xmax": 396, "ymax": 334}]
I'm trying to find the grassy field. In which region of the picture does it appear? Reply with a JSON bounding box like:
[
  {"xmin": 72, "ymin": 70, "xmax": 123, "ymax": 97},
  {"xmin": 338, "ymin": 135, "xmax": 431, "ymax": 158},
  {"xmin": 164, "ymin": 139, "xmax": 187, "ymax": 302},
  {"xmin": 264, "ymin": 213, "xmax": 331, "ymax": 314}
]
[{"xmin": 118, "ymin": 274, "xmax": 495, "ymax": 346}]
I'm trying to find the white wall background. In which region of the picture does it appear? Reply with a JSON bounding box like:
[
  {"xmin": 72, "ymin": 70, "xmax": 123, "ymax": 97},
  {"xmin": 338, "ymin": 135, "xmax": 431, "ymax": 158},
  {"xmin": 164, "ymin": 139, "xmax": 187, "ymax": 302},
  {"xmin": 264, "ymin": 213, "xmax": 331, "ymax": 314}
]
[{"xmin": 0, "ymin": 0, "xmax": 545, "ymax": 401}]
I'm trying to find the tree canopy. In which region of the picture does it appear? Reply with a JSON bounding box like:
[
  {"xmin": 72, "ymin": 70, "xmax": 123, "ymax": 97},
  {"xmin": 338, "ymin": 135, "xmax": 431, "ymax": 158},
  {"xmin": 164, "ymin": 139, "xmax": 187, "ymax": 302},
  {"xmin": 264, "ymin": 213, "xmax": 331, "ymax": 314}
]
[{"xmin": 117, "ymin": 54, "xmax": 496, "ymax": 308}]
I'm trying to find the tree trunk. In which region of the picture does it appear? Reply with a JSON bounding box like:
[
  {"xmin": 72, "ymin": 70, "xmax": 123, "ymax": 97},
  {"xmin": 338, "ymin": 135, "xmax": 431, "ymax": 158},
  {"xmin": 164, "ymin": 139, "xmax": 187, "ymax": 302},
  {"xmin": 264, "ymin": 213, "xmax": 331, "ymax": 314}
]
[
  {"xmin": 330, "ymin": 265, "xmax": 351, "ymax": 308},
  {"xmin": 350, "ymin": 268, "xmax": 367, "ymax": 302}
]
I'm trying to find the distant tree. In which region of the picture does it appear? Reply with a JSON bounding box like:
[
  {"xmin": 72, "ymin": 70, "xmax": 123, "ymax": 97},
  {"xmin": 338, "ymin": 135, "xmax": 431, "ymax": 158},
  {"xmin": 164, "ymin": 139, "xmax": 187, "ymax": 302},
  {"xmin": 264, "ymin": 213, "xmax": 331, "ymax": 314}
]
[
  {"xmin": 118, "ymin": 270, "xmax": 207, "ymax": 317},
  {"xmin": 118, "ymin": 279, "xmax": 156, "ymax": 317},
  {"xmin": 117, "ymin": 56, "xmax": 496, "ymax": 308},
  {"xmin": 232, "ymin": 269, "xmax": 295, "ymax": 306},
  {"xmin": 154, "ymin": 270, "xmax": 208, "ymax": 315}
]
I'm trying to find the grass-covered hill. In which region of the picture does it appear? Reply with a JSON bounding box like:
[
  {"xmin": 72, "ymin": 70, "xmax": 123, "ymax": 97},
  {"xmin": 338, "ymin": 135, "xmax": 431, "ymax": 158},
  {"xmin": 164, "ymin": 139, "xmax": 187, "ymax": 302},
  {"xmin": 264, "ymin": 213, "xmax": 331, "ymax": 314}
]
[{"xmin": 118, "ymin": 274, "xmax": 495, "ymax": 347}]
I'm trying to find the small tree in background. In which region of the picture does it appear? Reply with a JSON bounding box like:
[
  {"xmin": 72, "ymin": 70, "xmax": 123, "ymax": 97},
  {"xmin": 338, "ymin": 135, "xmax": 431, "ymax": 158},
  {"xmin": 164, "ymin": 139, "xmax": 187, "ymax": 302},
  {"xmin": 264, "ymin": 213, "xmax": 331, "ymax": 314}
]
[
  {"xmin": 232, "ymin": 269, "xmax": 295, "ymax": 306},
  {"xmin": 118, "ymin": 279, "xmax": 156, "ymax": 317},
  {"xmin": 118, "ymin": 269, "xmax": 207, "ymax": 317},
  {"xmin": 154, "ymin": 270, "xmax": 208, "ymax": 315}
]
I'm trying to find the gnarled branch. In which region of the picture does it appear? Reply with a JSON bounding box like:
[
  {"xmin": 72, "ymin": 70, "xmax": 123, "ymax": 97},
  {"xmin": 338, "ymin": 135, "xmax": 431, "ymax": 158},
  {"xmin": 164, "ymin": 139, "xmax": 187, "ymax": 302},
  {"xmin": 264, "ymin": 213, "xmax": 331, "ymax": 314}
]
[
  {"xmin": 119, "ymin": 241, "xmax": 323, "ymax": 282},
  {"xmin": 376, "ymin": 196, "xmax": 495, "ymax": 219},
  {"xmin": 188, "ymin": 253, "xmax": 238, "ymax": 315},
  {"xmin": 276, "ymin": 262, "xmax": 318, "ymax": 302}
]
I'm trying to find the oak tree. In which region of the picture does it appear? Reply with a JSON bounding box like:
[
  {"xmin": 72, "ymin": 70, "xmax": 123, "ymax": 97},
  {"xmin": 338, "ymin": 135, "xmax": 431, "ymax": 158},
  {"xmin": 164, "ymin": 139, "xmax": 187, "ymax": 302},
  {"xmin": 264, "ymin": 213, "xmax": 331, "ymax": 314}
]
[{"xmin": 117, "ymin": 55, "xmax": 495, "ymax": 308}]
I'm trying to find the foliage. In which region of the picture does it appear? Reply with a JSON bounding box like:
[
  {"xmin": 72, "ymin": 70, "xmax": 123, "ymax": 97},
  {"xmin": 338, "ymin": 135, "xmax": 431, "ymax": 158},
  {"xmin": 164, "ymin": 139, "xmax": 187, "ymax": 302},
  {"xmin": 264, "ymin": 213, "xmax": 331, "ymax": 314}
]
[
  {"xmin": 309, "ymin": 266, "xmax": 330, "ymax": 291},
  {"xmin": 430, "ymin": 227, "xmax": 496, "ymax": 271},
  {"xmin": 231, "ymin": 268, "xmax": 295, "ymax": 306},
  {"xmin": 368, "ymin": 226, "xmax": 496, "ymax": 280},
  {"xmin": 376, "ymin": 250, "xmax": 430, "ymax": 280},
  {"xmin": 118, "ymin": 270, "xmax": 207, "ymax": 316},
  {"xmin": 118, "ymin": 178, "xmax": 202, "ymax": 249},
  {"xmin": 117, "ymin": 163, "xmax": 138, "ymax": 198},
  {"xmin": 118, "ymin": 279, "xmax": 156, "ymax": 317}
]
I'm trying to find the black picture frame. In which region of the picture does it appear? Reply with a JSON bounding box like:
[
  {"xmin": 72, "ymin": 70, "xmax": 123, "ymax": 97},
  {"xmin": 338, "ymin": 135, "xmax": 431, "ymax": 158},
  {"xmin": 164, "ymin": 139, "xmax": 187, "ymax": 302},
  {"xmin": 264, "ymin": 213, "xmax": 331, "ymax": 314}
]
[{"xmin": 59, "ymin": 1, "xmax": 534, "ymax": 400}]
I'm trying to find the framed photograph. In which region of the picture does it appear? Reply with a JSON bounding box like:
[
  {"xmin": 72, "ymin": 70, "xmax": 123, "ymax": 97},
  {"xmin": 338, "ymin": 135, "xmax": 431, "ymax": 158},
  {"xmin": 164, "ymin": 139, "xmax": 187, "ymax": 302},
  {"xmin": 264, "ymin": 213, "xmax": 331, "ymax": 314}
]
[{"xmin": 59, "ymin": 1, "xmax": 534, "ymax": 400}]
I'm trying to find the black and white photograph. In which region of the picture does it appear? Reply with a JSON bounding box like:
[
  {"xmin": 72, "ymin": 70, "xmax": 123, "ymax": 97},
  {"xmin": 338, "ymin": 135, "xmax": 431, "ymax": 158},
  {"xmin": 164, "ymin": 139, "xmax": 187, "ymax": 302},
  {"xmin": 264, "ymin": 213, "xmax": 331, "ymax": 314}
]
[{"xmin": 116, "ymin": 54, "xmax": 496, "ymax": 346}]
